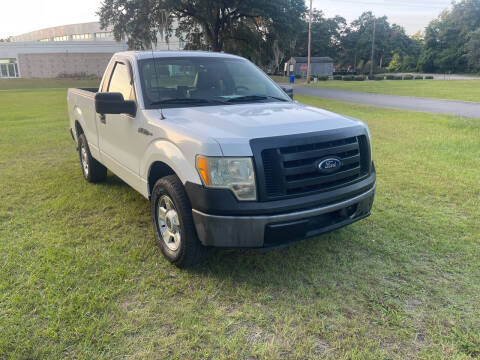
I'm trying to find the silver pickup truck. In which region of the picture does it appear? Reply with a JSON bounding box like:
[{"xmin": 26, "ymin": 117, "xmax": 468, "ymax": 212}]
[{"xmin": 67, "ymin": 51, "xmax": 376, "ymax": 267}]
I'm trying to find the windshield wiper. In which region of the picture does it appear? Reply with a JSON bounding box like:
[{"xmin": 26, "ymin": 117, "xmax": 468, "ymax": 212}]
[
  {"xmin": 150, "ymin": 98, "xmax": 227, "ymax": 106},
  {"xmin": 219, "ymin": 95, "xmax": 289, "ymax": 103}
]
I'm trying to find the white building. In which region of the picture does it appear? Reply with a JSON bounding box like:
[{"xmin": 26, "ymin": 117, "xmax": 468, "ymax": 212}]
[{"xmin": 0, "ymin": 22, "xmax": 184, "ymax": 79}]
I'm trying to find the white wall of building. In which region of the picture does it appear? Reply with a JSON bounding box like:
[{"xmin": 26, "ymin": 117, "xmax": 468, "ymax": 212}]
[
  {"xmin": 0, "ymin": 21, "xmax": 186, "ymax": 78},
  {"xmin": 0, "ymin": 41, "xmax": 128, "ymax": 78}
]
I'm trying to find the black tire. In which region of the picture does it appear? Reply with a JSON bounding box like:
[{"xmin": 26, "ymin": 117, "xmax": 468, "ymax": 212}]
[
  {"xmin": 151, "ymin": 175, "xmax": 209, "ymax": 268},
  {"xmin": 78, "ymin": 133, "xmax": 107, "ymax": 183}
]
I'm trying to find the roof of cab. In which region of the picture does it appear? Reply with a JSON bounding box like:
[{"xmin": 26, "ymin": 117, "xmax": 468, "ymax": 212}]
[{"xmin": 115, "ymin": 50, "xmax": 245, "ymax": 61}]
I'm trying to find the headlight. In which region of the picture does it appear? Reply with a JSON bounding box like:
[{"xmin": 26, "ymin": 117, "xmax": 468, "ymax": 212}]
[{"xmin": 196, "ymin": 156, "xmax": 257, "ymax": 201}]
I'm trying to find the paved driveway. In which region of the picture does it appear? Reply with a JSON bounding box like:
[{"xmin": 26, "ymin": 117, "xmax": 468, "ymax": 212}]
[{"xmin": 291, "ymin": 85, "xmax": 480, "ymax": 118}]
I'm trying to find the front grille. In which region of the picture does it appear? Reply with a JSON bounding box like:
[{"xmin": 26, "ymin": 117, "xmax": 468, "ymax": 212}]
[{"xmin": 254, "ymin": 132, "xmax": 370, "ymax": 200}]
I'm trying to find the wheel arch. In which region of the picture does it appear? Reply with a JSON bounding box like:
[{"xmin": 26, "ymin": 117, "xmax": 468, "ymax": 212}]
[
  {"xmin": 142, "ymin": 139, "xmax": 203, "ymax": 199},
  {"xmin": 147, "ymin": 161, "xmax": 177, "ymax": 198},
  {"xmin": 72, "ymin": 105, "xmax": 87, "ymax": 142},
  {"xmin": 75, "ymin": 120, "xmax": 84, "ymax": 137}
]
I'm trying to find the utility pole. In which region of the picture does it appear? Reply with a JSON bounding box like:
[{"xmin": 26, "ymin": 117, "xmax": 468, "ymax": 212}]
[
  {"xmin": 370, "ymin": 17, "xmax": 376, "ymax": 79},
  {"xmin": 306, "ymin": 0, "xmax": 313, "ymax": 84}
]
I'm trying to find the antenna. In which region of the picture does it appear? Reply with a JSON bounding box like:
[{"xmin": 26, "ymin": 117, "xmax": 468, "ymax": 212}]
[{"xmin": 151, "ymin": 41, "xmax": 165, "ymax": 120}]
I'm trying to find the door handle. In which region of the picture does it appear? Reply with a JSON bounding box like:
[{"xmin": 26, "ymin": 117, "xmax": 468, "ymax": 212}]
[
  {"xmin": 99, "ymin": 114, "xmax": 106, "ymax": 124},
  {"xmin": 138, "ymin": 127, "xmax": 153, "ymax": 136}
]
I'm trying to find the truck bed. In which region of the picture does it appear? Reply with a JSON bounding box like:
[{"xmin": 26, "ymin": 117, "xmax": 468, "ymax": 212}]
[
  {"xmin": 68, "ymin": 87, "xmax": 99, "ymax": 98},
  {"xmin": 67, "ymin": 87, "xmax": 100, "ymax": 154}
]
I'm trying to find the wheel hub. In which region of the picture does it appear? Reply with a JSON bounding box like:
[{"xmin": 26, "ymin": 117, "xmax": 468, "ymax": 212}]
[
  {"xmin": 81, "ymin": 145, "xmax": 89, "ymax": 176},
  {"xmin": 157, "ymin": 195, "xmax": 181, "ymax": 251}
]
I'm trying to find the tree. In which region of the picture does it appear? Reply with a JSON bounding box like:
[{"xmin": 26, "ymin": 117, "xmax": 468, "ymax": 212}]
[
  {"xmin": 98, "ymin": 0, "xmax": 168, "ymax": 49},
  {"xmin": 294, "ymin": 10, "xmax": 346, "ymax": 59},
  {"xmin": 336, "ymin": 12, "xmax": 420, "ymax": 73},
  {"xmin": 386, "ymin": 53, "xmax": 402, "ymax": 72},
  {"xmin": 98, "ymin": 0, "xmax": 305, "ymax": 65},
  {"xmin": 466, "ymin": 28, "xmax": 480, "ymax": 71},
  {"xmin": 419, "ymin": 0, "xmax": 480, "ymax": 73}
]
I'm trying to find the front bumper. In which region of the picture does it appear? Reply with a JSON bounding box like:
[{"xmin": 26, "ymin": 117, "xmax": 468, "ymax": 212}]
[{"xmin": 192, "ymin": 183, "xmax": 375, "ymax": 248}]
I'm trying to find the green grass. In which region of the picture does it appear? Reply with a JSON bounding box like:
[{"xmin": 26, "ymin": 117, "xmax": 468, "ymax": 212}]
[
  {"xmin": 1, "ymin": 84, "xmax": 479, "ymax": 359},
  {"xmin": 0, "ymin": 78, "xmax": 100, "ymax": 90},
  {"xmin": 270, "ymin": 75, "xmax": 292, "ymax": 83},
  {"xmin": 277, "ymin": 78, "xmax": 480, "ymax": 103}
]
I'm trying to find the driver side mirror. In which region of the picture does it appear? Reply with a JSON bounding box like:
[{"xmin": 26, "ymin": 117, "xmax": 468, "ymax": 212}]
[
  {"xmin": 281, "ymin": 86, "xmax": 294, "ymax": 99},
  {"xmin": 95, "ymin": 92, "xmax": 136, "ymax": 117}
]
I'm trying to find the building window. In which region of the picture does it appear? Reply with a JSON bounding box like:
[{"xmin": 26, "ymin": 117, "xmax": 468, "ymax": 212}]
[
  {"xmin": 54, "ymin": 35, "xmax": 69, "ymax": 41},
  {"xmin": 96, "ymin": 32, "xmax": 114, "ymax": 40},
  {"xmin": 0, "ymin": 59, "xmax": 20, "ymax": 78},
  {"xmin": 72, "ymin": 33, "xmax": 93, "ymax": 40},
  {"xmin": 179, "ymin": 39, "xmax": 184, "ymax": 49},
  {"xmin": 39, "ymin": 38, "xmax": 50, "ymax": 42}
]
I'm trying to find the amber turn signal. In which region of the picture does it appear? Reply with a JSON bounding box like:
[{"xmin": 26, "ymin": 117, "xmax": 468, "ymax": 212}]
[{"xmin": 196, "ymin": 156, "xmax": 211, "ymax": 186}]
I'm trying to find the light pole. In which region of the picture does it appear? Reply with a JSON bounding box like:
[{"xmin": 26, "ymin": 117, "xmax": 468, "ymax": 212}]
[
  {"xmin": 306, "ymin": 0, "xmax": 313, "ymax": 84},
  {"xmin": 370, "ymin": 17, "xmax": 376, "ymax": 79}
]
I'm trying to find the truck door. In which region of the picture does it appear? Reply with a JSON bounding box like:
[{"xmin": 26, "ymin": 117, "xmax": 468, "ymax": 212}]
[{"xmin": 97, "ymin": 60, "xmax": 144, "ymax": 176}]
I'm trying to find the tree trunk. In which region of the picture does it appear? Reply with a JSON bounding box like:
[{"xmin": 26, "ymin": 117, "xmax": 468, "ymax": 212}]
[
  {"xmin": 211, "ymin": 33, "xmax": 222, "ymax": 51},
  {"xmin": 200, "ymin": 11, "xmax": 222, "ymax": 52}
]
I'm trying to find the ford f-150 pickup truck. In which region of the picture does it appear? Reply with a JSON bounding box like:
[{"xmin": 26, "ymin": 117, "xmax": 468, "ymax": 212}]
[{"xmin": 67, "ymin": 51, "xmax": 376, "ymax": 267}]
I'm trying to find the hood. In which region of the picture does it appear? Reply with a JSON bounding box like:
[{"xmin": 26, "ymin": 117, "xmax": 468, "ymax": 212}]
[{"xmin": 158, "ymin": 102, "xmax": 367, "ymax": 156}]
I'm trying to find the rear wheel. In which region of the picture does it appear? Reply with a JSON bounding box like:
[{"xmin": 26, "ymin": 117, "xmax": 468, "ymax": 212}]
[
  {"xmin": 78, "ymin": 133, "xmax": 107, "ymax": 183},
  {"xmin": 151, "ymin": 175, "xmax": 209, "ymax": 268}
]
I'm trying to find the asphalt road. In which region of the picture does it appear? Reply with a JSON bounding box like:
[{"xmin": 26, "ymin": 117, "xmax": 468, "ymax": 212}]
[{"xmin": 291, "ymin": 85, "xmax": 480, "ymax": 118}]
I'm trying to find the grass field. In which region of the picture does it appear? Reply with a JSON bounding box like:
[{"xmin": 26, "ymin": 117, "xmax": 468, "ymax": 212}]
[
  {"xmin": 1, "ymin": 81, "xmax": 479, "ymax": 359},
  {"xmin": 0, "ymin": 78, "xmax": 100, "ymax": 90},
  {"xmin": 271, "ymin": 76, "xmax": 480, "ymax": 103}
]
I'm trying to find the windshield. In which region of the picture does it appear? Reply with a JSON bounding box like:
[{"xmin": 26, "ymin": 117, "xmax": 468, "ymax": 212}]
[{"xmin": 138, "ymin": 56, "xmax": 290, "ymax": 108}]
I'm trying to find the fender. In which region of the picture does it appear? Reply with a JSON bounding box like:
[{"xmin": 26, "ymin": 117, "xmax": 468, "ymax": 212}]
[
  {"xmin": 72, "ymin": 105, "xmax": 84, "ymax": 142},
  {"xmin": 141, "ymin": 139, "xmax": 204, "ymax": 190}
]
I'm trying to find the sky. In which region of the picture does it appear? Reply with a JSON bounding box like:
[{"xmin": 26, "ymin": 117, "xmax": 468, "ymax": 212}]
[
  {"xmin": 0, "ymin": 0, "xmax": 453, "ymax": 39},
  {"xmin": 316, "ymin": 0, "xmax": 452, "ymax": 34}
]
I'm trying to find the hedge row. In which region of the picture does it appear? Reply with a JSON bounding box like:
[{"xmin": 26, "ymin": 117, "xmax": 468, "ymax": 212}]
[
  {"xmin": 295, "ymin": 74, "xmax": 330, "ymax": 81},
  {"xmin": 342, "ymin": 75, "xmax": 366, "ymax": 81},
  {"xmin": 370, "ymin": 74, "xmax": 435, "ymax": 81},
  {"xmin": 295, "ymin": 74, "xmax": 436, "ymax": 81}
]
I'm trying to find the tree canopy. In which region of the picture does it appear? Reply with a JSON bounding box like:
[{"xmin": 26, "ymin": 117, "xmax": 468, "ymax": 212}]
[
  {"xmin": 98, "ymin": 0, "xmax": 305, "ymax": 64},
  {"xmin": 98, "ymin": 0, "xmax": 480, "ymax": 74},
  {"xmin": 419, "ymin": 0, "xmax": 480, "ymax": 73}
]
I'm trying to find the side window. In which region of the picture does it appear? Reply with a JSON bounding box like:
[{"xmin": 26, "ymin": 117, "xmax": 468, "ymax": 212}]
[{"xmin": 108, "ymin": 62, "xmax": 134, "ymax": 101}]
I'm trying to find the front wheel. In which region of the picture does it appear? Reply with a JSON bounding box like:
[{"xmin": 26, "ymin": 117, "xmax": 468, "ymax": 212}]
[{"xmin": 151, "ymin": 175, "xmax": 210, "ymax": 268}]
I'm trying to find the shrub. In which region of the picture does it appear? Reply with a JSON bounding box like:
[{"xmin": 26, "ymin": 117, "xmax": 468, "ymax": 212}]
[
  {"xmin": 386, "ymin": 75, "xmax": 395, "ymax": 80},
  {"xmin": 425, "ymin": 75, "xmax": 434, "ymax": 79},
  {"xmin": 355, "ymin": 75, "xmax": 366, "ymax": 81},
  {"xmin": 403, "ymin": 75, "xmax": 414, "ymax": 80},
  {"xmin": 334, "ymin": 71, "xmax": 357, "ymax": 76},
  {"xmin": 415, "ymin": 75, "xmax": 424, "ymax": 80},
  {"xmin": 317, "ymin": 75, "xmax": 329, "ymax": 81},
  {"xmin": 333, "ymin": 75, "xmax": 342, "ymax": 80},
  {"xmin": 57, "ymin": 72, "xmax": 99, "ymax": 80},
  {"xmin": 392, "ymin": 75, "xmax": 403, "ymax": 80},
  {"xmin": 343, "ymin": 75, "xmax": 355, "ymax": 81},
  {"xmin": 374, "ymin": 75, "xmax": 385, "ymax": 81},
  {"xmin": 295, "ymin": 74, "xmax": 303, "ymax": 79}
]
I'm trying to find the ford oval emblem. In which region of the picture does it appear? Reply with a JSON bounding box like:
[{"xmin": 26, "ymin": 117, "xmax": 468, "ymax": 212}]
[{"xmin": 318, "ymin": 158, "xmax": 342, "ymax": 174}]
